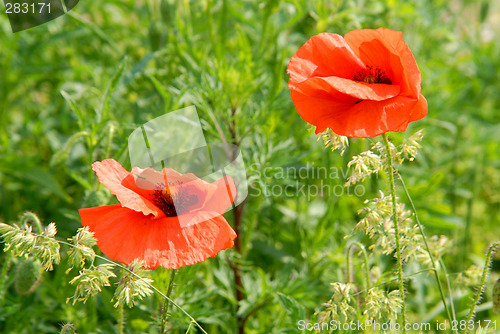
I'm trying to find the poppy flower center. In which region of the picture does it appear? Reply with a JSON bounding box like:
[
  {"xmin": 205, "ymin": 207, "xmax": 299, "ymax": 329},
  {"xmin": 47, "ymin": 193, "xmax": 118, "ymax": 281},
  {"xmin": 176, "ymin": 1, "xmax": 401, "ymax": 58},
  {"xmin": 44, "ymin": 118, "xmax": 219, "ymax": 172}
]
[
  {"xmin": 353, "ymin": 66, "xmax": 392, "ymax": 85},
  {"xmin": 151, "ymin": 186, "xmax": 199, "ymax": 217}
]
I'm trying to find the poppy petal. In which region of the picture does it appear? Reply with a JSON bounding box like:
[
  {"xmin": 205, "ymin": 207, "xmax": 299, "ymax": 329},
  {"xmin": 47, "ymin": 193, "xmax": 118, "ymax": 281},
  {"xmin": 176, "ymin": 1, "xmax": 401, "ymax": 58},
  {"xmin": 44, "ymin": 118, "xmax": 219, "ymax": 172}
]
[
  {"xmin": 345, "ymin": 28, "xmax": 421, "ymax": 98},
  {"xmin": 394, "ymin": 94, "xmax": 428, "ymax": 132},
  {"xmin": 309, "ymin": 95, "xmax": 420, "ymax": 138},
  {"xmin": 408, "ymin": 94, "xmax": 428, "ymax": 122},
  {"xmin": 203, "ymin": 176, "xmax": 237, "ymax": 214},
  {"xmin": 297, "ymin": 76, "xmax": 400, "ymax": 102},
  {"xmin": 79, "ymin": 205, "xmax": 237, "ymax": 269},
  {"xmin": 92, "ymin": 160, "xmax": 162, "ymax": 217},
  {"xmin": 290, "ymin": 89, "xmax": 352, "ymax": 134},
  {"xmin": 287, "ymin": 32, "xmax": 366, "ymax": 88}
]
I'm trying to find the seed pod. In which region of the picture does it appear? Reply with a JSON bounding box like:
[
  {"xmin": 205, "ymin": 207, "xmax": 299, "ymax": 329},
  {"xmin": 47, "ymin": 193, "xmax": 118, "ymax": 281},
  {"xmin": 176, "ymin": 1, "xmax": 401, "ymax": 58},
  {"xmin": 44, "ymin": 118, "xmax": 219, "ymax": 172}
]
[
  {"xmin": 14, "ymin": 258, "xmax": 42, "ymax": 295},
  {"xmin": 493, "ymin": 277, "xmax": 500, "ymax": 313}
]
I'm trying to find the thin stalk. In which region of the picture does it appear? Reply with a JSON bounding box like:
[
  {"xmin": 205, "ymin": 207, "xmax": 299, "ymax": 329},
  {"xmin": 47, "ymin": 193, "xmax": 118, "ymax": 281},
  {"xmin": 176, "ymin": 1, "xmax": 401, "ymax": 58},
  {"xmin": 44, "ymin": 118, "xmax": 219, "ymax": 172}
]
[
  {"xmin": 346, "ymin": 242, "xmax": 371, "ymax": 289},
  {"xmin": 439, "ymin": 258, "xmax": 457, "ymax": 323},
  {"xmin": 160, "ymin": 269, "xmax": 177, "ymax": 334},
  {"xmin": 20, "ymin": 212, "xmax": 44, "ymax": 234},
  {"xmin": 28, "ymin": 235, "xmax": 208, "ymax": 334},
  {"xmin": 464, "ymin": 242, "xmax": 499, "ymax": 334},
  {"xmin": 352, "ymin": 268, "xmax": 434, "ymax": 298},
  {"xmin": 382, "ymin": 133, "xmax": 407, "ymax": 332},
  {"xmin": 398, "ymin": 173, "xmax": 456, "ymax": 330},
  {"xmin": 0, "ymin": 254, "xmax": 12, "ymax": 304},
  {"xmin": 118, "ymin": 302, "xmax": 124, "ymax": 334},
  {"xmin": 232, "ymin": 204, "xmax": 245, "ymax": 334}
]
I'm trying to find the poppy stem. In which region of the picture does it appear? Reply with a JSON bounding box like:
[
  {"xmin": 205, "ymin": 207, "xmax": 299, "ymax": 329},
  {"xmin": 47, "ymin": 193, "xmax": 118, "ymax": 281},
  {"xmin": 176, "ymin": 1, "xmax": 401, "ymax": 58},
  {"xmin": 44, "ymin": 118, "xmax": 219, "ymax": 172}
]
[
  {"xmin": 117, "ymin": 303, "xmax": 124, "ymax": 334},
  {"xmin": 382, "ymin": 133, "xmax": 407, "ymax": 332},
  {"xmin": 117, "ymin": 268, "xmax": 125, "ymax": 334},
  {"xmin": 398, "ymin": 173, "xmax": 457, "ymax": 330},
  {"xmin": 160, "ymin": 269, "xmax": 177, "ymax": 334},
  {"xmin": 464, "ymin": 242, "xmax": 499, "ymax": 334}
]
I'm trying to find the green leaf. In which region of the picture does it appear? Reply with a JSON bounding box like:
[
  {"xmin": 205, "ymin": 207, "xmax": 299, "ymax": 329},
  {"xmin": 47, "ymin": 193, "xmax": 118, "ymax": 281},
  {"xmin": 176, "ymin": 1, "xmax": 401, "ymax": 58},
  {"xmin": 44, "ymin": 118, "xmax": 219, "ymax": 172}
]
[
  {"xmin": 13, "ymin": 168, "xmax": 71, "ymax": 202},
  {"xmin": 276, "ymin": 292, "xmax": 305, "ymax": 320},
  {"xmin": 100, "ymin": 57, "xmax": 127, "ymax": 122}
]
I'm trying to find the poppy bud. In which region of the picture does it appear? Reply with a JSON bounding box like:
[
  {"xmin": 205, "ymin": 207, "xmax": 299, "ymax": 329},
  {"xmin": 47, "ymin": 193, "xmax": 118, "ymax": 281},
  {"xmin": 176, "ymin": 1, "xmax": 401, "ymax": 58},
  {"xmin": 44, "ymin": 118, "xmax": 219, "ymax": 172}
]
[
  {"xmin": 14, "ymin": 258, "xmax": 42, "ymax": 295},
  {"xmin": 493, "ymin": 277, "xmax": 500, "ymax": 313}
]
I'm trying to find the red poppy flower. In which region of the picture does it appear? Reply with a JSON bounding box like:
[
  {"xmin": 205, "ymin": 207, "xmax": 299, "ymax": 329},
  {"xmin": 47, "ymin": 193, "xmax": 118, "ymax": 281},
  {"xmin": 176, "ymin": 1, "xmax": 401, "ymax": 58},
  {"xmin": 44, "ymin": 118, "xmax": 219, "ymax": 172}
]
[
  {"xmin": 78, "ymin": 159, "xmax": 237, "ymax": 269},
  {"xmin": 287, "ymin": 28, "xmax": 427, "ymax": 138}
]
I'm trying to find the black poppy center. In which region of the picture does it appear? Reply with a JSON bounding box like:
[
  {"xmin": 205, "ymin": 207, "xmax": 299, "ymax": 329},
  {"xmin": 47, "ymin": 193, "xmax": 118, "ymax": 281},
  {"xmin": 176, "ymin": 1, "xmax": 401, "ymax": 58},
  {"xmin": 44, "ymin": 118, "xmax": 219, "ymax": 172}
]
[
  {"xmin": 151, "ymin": 187, "xmax": 199, "ymax": 217},
  {"xmin": 353, "ymin": 66, "xmax": 392, "ymax": 85}
]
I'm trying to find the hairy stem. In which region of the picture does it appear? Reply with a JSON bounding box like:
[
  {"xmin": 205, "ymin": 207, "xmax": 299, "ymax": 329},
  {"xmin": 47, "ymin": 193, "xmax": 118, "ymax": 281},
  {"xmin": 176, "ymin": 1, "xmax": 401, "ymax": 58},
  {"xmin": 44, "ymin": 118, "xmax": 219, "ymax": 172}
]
[
  {"xmin": 161, "ymin": 269, "xmax": 177, "ymax": 334},
  {"xmin": 14, "ymin": 232, "xmax": 208, "ymax": 334},
  {"xmin": 464, "ymin": 242, "xmax": 499, "ymax": 334},
  {"xmin": 232, "ymin": 203, "xmax": 246, "ymax": 334},
  {"xmin": 382, "ymin": 133, "xmax": 406, "ymax": 332},
  {"xmin": 398, "ymin": 173, "xmax": 456, "ymax": 330},
  {"xmin": 117, "ymin": 303, "xmax": 124, "ymax": 334}
]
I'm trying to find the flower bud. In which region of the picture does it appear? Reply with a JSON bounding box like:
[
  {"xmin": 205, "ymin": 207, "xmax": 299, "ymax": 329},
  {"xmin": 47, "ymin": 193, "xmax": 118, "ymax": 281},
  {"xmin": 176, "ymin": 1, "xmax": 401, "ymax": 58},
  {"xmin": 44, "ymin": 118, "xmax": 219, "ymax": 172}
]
[
  {"xmin": 493, "ymin": 277, "xmax": 500, "ymax": 313},
  {"xmin": 14, "ymin": 258, "xmax": 42, "ymax": 295}
]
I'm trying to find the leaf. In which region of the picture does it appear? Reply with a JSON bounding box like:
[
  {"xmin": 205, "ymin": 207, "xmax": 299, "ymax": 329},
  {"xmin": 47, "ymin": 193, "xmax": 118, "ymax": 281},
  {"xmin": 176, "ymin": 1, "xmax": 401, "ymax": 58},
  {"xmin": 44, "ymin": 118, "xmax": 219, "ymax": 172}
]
[
  {"xmin": 100, "ymin": 57, "xmax": 127, "ymax": 121},
  {"xmin": 61, "ymin": 90, "xmax": 86, "ymax": 129},
  {"xmin": 276, "ymin": 292, "xmax": 305, "ymax": 320},
  {"xmin": 12, "ymin": 168, "xmax": 71, "ymax": 202}
]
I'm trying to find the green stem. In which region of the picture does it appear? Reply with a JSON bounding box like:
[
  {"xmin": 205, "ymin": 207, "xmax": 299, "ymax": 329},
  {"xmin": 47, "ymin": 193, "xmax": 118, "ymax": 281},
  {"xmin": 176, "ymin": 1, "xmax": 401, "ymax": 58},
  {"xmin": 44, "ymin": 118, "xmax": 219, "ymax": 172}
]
[
  {"xmin": 161, "ymin": 269, "xmax": 177, "ymax": 334},
  {"xmin": 346, "ymin": 241, "xmax": 371, "ymax": 289},
  {"xmin": 117, "ymin": 268, "xmax": 125, "ymax": 334},
  {"xmin": 20, "ymin": 212, "xmax": 43, "ymax": 234},
  {"xmin": 352, "ymin": 268, "xmax": 434, "ymax": 298},
  {"xmin": 398, "ymin": 173, "xmax": 456, "ymax": 330},
  {"xmin": 382, "ymin": 133, "xmax": 407, "ymax": 332},
  {"xmin": 118, "ymin": 303, "xmax": 124, "ymax": 334},
  {"xmin": 29, "ymin": 235, "xmax": 208, "ymax": 334},
  {"xmin": 0, "ymin": 254, "xmax": 12, "ymax": 305},
  {"xmin": 464, "ymin": 242, "xmax": 499, "ymax": 334},
  {"xmin": 439, "ymin": 258, "xmax": 457, "ymax": 323}
]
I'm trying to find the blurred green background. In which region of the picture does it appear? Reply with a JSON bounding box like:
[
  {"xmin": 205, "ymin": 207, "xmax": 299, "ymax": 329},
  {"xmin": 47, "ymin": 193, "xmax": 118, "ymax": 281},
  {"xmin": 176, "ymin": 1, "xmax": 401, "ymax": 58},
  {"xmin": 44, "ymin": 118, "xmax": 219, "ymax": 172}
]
[{"xmin": 1, "ymin": 0, "xmax": 500, "ymax": 333}]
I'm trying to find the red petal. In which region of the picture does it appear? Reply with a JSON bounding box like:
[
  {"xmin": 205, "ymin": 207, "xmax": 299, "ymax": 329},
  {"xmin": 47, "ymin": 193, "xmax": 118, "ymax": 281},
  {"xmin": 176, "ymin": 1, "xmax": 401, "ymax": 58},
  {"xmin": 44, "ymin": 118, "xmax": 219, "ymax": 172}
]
[
  {"xmin": 287, "ymin": 32, "xmax": 366, "ymax": 89},
  {"xmin": 290, "ymin": 89, "xmax": 352, "ymax": 135},
  {"xmin": 394, "ymin": 94, "xmax": 428, "ymax": 132},
  {"xmin": 297, "ymin": 76, "xmax": 400, "ymax": 102},
  {"xmin": 344, "ymin": 28, "xmax": 421, "ymax": 99},
  {"xmin": 309, "ymin": 95, "xmax": 421, "ymax": 138},
  {"xmin": 203, "ymin": 176, "xmax": 237, "ymax": 214},
  {"xmin": 92, "ymin": 160, "xmax": 162, "ymax": 217},
  {"xmin": 79, "ymin": 205, "xmax": 237, "ymax": 269}
]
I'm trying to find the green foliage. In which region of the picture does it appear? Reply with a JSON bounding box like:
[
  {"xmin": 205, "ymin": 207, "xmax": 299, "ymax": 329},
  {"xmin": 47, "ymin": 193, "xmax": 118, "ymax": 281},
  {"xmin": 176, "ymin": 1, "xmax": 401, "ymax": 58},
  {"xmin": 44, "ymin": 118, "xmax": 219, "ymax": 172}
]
[{"xmin": 0, "ymin": 0, "xmax": 500, "ymax": 333}]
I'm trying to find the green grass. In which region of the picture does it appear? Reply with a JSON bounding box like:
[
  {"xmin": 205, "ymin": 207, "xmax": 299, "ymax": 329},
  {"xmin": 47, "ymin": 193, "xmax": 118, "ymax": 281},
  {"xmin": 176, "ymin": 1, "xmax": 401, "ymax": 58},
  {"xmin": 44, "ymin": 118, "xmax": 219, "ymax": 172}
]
[{"xmin": 1, "ymin": 0, "xmax": 500, "ymax": 333}]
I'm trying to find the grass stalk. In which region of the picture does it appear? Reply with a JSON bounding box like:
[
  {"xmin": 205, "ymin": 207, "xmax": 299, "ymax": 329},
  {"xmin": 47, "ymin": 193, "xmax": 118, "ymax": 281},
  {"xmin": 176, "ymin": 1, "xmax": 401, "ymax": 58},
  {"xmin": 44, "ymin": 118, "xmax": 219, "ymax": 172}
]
[
  {"xmin": 398, "ymin": 173, "xmax": 456, "ymax": 331},
  {"xmin": 346, "ymin": 241, "xmax": 371, "ymax": 289},
  {"xmin": 382, "ymin": 133, "xmax": 407, "ymax": 332}
]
